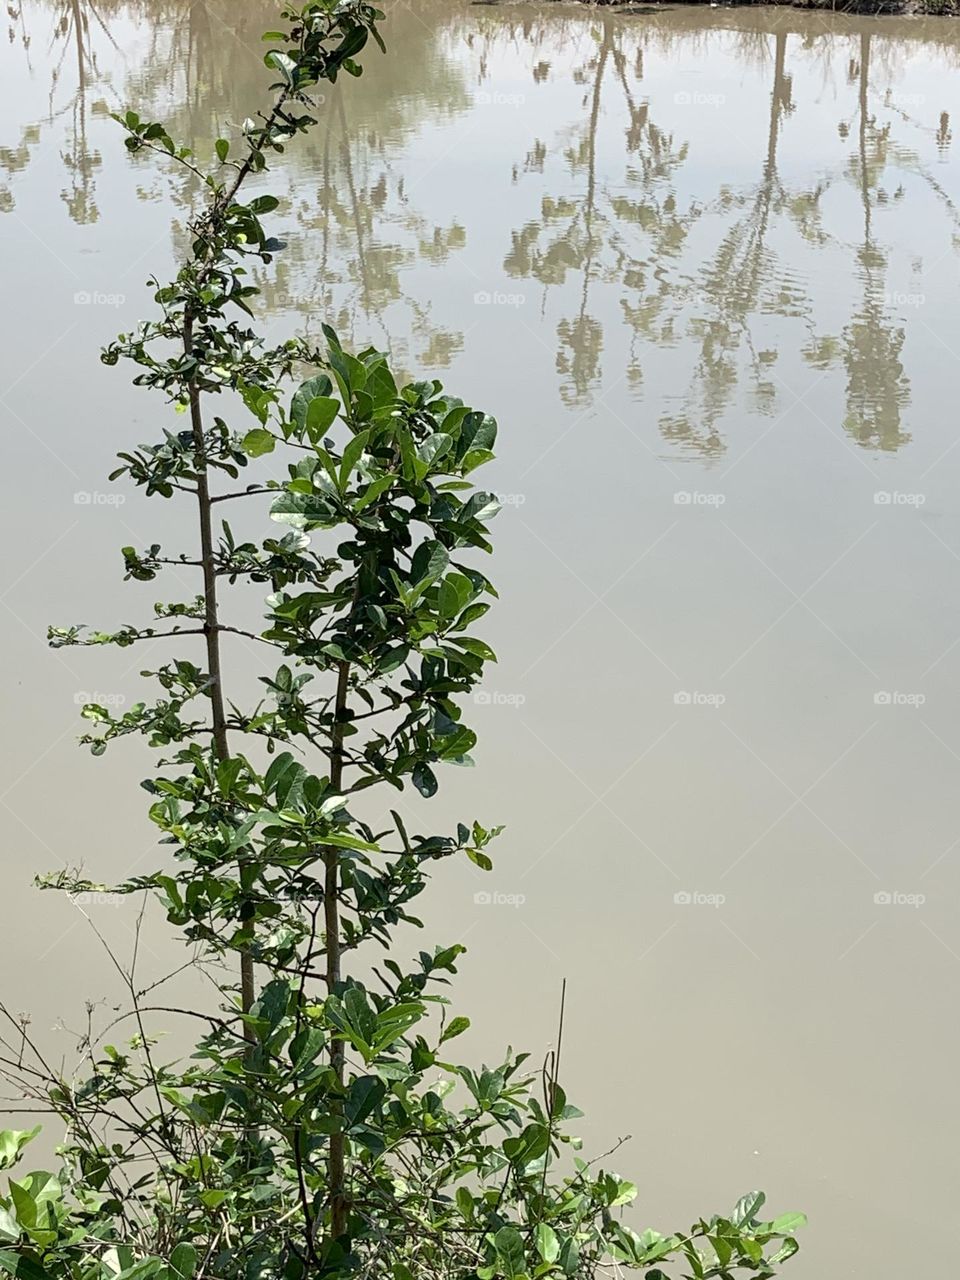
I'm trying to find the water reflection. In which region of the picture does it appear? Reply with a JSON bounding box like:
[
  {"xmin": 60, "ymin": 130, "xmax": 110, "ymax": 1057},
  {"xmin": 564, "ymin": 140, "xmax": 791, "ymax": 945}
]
[
  {"xmin": 485, "ymin": 10, "xmax": 957, "ymax": 455},
  {"xmin": 2, "ymin": 0, "xmax": 107, "ymax": 221},
  {"xmin": 5, "ymin": 0, "xmax": 959, "ymax": 455},
  {"xmin": 502, "ymin": 18, "xmax": 693, "ymax": 408},
  {"xmin": 259, "ymin": 89, "xmax": 469, "ymax": 368},
  {"xmin": 5, "ymin": 0, "xmax": 471, "ymax": 373},
  {"xmin": 839, "ymin": 33, "xmax": 911, "ymax": 450}
]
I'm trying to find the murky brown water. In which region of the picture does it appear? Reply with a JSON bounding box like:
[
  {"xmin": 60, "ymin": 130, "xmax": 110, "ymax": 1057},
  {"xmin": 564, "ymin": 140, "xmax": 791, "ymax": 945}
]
[{"xmin": 3, "ymin": 0, "xmax": 960, "ymax": 1273}]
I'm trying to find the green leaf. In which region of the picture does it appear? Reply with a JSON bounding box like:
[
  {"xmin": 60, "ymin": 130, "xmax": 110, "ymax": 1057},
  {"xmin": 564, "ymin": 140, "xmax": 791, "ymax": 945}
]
[
  {"xmin": 559, "ymin": 1236, "xmax": 580, "ymax": 1277},
  {"xmin": 769, "ymin": 1212, "xmax": 807, "ymax": 1234},
  {"xmin": 449, "ymin": 636, "xmax": 497, "ymax": 663},
  {"xmin": 411, "ymin": 540, "xmax": 449, "ymax": 589},
  {"xmin": 215, "ymin": 138, "xmax": 229, "ymax": 163},
  {"xmin": 412, "ymin": 762, "xmax": 438, "ymax": 798},
  {"xmin": 455, "ymin": 1186, "xmax": 473, "ymax": 1221},
  {"xmin": 0, "ymin": 1250, "xmax": 52, "ymax": 1280},
  {"xmin": 771, "ymin": 1238, "xmax": 801, "ymax": 1263},
  {"xmin": 289, "ymin": 1027, "xmax": 325, "ymax": 1069},
  {"xmin": 264, "ymin": 751, "xmax": 296, "ymax": 795},
  {"xmin": 323, "ymin": 831, "xmax": 380, "ymax": 853},
  {"xmin": 377, "ymin": 644, "xmax": 409, "ymax": 675},
  {"xmin": 461, "ymin": 491, "xmax": 501, "ymax": 523},
  {"xmin": 535, "ymin": 1224, "xmax": 560, "ymax": 1265},
  {"xmin": 439, "ymin": 1015, "xmax": 470, "ymax": 1044},
  {"xmin": 0, "ymin": 1131, "xmax": 39, "ymax": 1172},
  {"xmin": 305, "ymin": 396, "xmax": 340, "ymax": 440},
  {"xmin": 8, "ymin": 1174, "xmax": 60, "ymax": 1231},
  {"xmin": 731, "ymin": 1191, "xmax": 765, "ymax": 1227},
  {"xmin": 114, "ymin": 1260, "xmax": 165, "ymax": 1280},
  {"xmin": 610, "ymin": 1178, "xmax": 637, "ymax": 1206},
  {"xmin": 264, "ymin": 50, "xmax": 297, "ymax": 84},
  {"xmin": 247, "ymin": 195, "xmax": 280, "ymax": 216},
  {"xmin": 169, "ymin": 1243, "xmax": 197, "ymax": 1280},
  {"xmin": 339, "ymin": 430, "xmax": 370, "ymax": 489},
  {"xmin": 494, "ymin": 1226, "xmax": 526, "ymax": 1280},
  {"xmin": 416, "ymin": 432, "xmax": 452, "ymax": 468},
  {"xmin": 370, "ymin": 1002, "xmax": 424, "ymax": 1055},
  {"xmin": 355, "ymin": 474, "xmax": 394, "ymax": 512},
  {"xmin": 270, "ymin": 490, "xmax": 335, "ymax": 530},
  {"xmin": 242, "ymin": 428, "xmax": 275, "ymax": 458},
  {"xmin": 290, "ymin": 375, "xmax": 334, "ymax": 432},
  {"xmin": 344, "ymin": 1075, "xmax": 385, "ymax": 1127},
  {"xmin": 503, "ymin": 1123, "xmax": 550, "ymax": 1165}
]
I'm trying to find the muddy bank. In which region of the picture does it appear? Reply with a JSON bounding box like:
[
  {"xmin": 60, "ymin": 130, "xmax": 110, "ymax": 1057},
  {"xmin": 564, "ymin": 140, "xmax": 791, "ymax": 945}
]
[{"xmin": 476, "ymin": 0, "xmax": 956, "ymax": 18}]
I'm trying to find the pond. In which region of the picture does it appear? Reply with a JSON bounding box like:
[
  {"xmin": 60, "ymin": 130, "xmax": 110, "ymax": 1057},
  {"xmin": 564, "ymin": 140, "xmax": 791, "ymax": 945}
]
[{"xmin": 2, "ymin": 1, "xmax": 960, "ymax": 1274}]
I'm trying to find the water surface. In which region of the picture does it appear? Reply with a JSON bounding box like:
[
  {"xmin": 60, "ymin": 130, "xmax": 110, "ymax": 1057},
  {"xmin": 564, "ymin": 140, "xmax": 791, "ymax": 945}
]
[{"xmin": 3, "ymin": 2, "xmax": 960, "ymax": 1274}]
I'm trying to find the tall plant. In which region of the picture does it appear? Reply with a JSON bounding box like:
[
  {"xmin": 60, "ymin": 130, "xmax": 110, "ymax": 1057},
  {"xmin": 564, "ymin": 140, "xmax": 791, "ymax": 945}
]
[{"xmin": 2, "ymin": 5, "xmax": 804, "ymax": 1279}]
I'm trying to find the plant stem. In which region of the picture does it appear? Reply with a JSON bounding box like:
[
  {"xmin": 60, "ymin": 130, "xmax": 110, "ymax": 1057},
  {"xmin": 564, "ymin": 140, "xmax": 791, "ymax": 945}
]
[
  {"xmin": 184, "ymin": 312, "xmax": 255, "ymax": 1041},
  {"xmin": 325, "ymin": 658, "xmax": 351, "ymax": 1237}
]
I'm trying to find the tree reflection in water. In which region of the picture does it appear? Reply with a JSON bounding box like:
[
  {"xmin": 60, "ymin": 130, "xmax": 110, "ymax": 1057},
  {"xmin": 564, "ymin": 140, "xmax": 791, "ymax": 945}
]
[{"xmin": 4, "ymin": 0, "xmax": 958, "ymax": 454}]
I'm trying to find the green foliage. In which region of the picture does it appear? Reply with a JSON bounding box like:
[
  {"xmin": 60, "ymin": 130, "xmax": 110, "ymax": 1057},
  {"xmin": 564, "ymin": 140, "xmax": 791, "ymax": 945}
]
[{"xmin": 2, "ymin": 3, "xmax": 804, "ymax": 1279}]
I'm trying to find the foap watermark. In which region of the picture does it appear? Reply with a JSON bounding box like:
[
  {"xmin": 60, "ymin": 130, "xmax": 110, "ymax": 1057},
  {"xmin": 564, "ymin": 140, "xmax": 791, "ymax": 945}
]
[
  {"xmin": 674, "ymin": 490, "xmax": 726, "ymax": 507},
  {"xmin": 674, "ymin": 690, "xmax": 726, "ymax": 708},
  {"xmin": 674, "ymin": 890, "xmax": 726, "ymax": 908},
  {"xmin": 674, "ymin": 90, "xmax": 726, "ymax": 108},
  {"xmin": 276, "ymin": 289, "xmax": 319, "ymax": 308},
  {"xmin": 474, "ymin": 290, "xmax": 525, "ymax": 308},
  {"xmin": 874, "ymin": 890, "xmax": 925, "ymax": 908},
  {"xmin": 475, "ymin": 90, "xmax": 525, "ymax": 108},
  {"xmin": 474, "ymin": 690, "xmax": 526, "ymax": 708},
  {"xmin": 74, "ymin": 290, "xmax": 126, "ymax": 308},
  {"xmin": 494, "ymin": 491, "xmax": 526, "ymax": 508},
  {"xmin": 74, "ymin": 491, "xmax": 125, "ymax": 507},
  {"xmin": 885, "ymin": 90, "xmax": 926, "ymax": 108},
  {"xmin": 474, "ymin": 890, "xmax": 526, "ymax": 908},
  {"xmin": 68, "ymin": 890, "xmax": 123, "ymax": 908},
  {"xmin": 874, "ymin": 490, "xmax": 926, "ymax": 507},
  {"xmin": 873, "ymin": 691, "xmax": 925, "ymax": 708},
  {"xmin": 74, "ymin": 691, "xmax": 126, "ymax": 708},
  {"xmin": 883, "ymin": 290, "xmax": 925, "ymax": 309}
]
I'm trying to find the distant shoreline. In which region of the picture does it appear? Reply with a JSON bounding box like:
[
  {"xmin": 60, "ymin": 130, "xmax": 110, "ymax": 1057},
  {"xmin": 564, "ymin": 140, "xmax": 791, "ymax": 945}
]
[{"xmin": 474, "ymin": 0, "xmax": 958, "ymax": 18}]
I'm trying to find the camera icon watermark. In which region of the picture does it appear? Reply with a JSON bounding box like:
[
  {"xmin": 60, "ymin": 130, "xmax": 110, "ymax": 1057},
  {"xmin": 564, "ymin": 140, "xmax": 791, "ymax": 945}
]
[
  {"xmin": 473, "ymin": 290, "xmax": 526, "ymax": 308},
  {"xmin": 74, "ymin": 691, "xmax": 126, "ymax": 708},
  {"xmin": 473, "ymin": 890, "xmax": 526, "ymax": 908},
  {"xmin": 67, "ymin": 890, "xmax": 123, "ymax": 908},
  {"xmin": 674, "ymin": 890, "xmax": 726, "ymax": 908},
  {"xmin": 674, "ymin": 90, "xmax": 726, "ymax": 108},
  {"xmin": 874, "ymin": 491, "xmax": 926, "ymax": 506},
  {"xmin": 873, "ymin": 890, "xmax": 925, "ymax": 908},
  {"xmin": 277, "ymin": 289, "xmax": 317, "ymax": 307},
  {"xmin": 674, "ymin": 490, "xmax": 726, "ymax": 507},
  {"xmin": 475, "ymin": 90, "xmax": 526, "ymax": 108},
  {"xmin": 74, "ymin": 290, "xmax": 126, "ymax": 308},
  {"xmin": 674, "ymin": 691, "xmax": 726, "ymax": 708},
  {"xmin": 74, "ymin": 491, "xmax": 125, "ymax": 506},
  {"xmin": 873, "ymin": 691, "xmax": 925, "ymax": 707},
  {"xmin": 474, "ymin": 690, "xmax": 526, "ymax": 708},
  {"xmin": 885, "ymin": 90, "xmax": 926, "ymax": 108}
]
